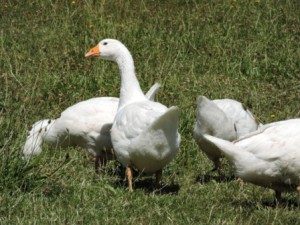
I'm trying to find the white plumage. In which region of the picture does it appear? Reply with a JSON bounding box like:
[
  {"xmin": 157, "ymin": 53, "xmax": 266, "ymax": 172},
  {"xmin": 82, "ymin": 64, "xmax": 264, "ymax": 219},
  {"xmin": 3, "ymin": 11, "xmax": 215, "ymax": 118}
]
[
  {"xmin": 111, "ymin": 101, "xmax": 180, "ymax": 174},
  {"xmin": 204, "ymin": 118, "xmax": 300, "ymax": 201},
  {"xmin": 193, "ymin": 96, "xmax": 260, "ymax": 173},
  {"xmin": 85, "ymin": 39, "xmax": 180, "ymax": 191},
  {"xmin": 23, "ymin": 84, "xmax": 161, "ymax": 172}
]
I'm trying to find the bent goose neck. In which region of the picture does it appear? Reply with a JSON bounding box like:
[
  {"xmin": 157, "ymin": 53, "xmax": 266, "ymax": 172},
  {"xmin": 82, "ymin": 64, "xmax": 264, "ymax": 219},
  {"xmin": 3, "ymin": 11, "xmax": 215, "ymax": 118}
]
[{"xmin": 116, "ymin": 52, "xmax": 146, "ymax": 109}]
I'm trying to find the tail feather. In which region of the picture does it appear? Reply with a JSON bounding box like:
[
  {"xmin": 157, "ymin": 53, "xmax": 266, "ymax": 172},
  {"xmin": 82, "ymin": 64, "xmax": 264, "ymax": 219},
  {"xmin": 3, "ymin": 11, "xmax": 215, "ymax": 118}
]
[
  {"xmin": 129, "ymin": 106, "xmax": 180, "ymax": 173},
  {"xmin": 203, "ymin": 134, "xmax": 251, "ymax": 163},
  {"xmin": 23, "ymin": 119, "xmax": 54, "ymax": 161},
  {"xmin": 149, "ymin": 106, "xmax": 181, "ymax": 148},
  {"xmin": 149, "ymin": 106, "xmax": 179, "ymax": 131},
  {"xmin": 145, "ymin": 83, "xmax": 161, "ymax": 101}
]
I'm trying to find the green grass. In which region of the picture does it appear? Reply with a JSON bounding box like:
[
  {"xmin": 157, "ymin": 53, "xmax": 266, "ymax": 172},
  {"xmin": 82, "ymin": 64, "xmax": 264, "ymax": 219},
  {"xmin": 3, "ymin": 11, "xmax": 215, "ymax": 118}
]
[{"xmin": 1, "ymin": 0, "xmax": 300, "ymax": 224}]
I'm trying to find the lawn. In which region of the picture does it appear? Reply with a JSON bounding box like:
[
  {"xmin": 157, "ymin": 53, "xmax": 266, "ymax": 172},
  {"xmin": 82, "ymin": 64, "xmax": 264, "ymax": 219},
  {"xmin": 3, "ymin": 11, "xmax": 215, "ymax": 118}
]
[{"xmin": 0, "ymin": 0, "xmax": 300, "ymax": 224}]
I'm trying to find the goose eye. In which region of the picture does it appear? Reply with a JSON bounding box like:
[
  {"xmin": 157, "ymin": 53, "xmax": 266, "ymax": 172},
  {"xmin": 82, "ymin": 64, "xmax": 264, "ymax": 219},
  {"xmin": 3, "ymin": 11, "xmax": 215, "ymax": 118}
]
[{"xmin": 103, "ymin": 42, "xmax": 108, "ymax": 46}]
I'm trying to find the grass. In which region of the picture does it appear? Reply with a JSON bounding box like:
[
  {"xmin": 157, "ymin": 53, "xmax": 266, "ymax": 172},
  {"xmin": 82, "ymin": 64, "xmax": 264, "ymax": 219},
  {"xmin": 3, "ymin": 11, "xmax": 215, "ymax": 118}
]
[{"xmin": 1, "ymin": 0, "xmax": 300, "ymax": 224}]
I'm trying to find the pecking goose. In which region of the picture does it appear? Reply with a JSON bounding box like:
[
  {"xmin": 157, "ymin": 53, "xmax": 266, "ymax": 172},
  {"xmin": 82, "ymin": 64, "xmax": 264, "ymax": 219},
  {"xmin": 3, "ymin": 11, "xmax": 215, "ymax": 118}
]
[
  {"xmin": 23, "ymin": 83, "xmax": 161, "ymax": 173},
  {"xmin": 193, "ymin": 96, "xmax": 260, "ymax": 174},
  {"xmin": 85, "ymin": 39, "xmax": 180, "ymax": 192},
  {"xmin": 204, "ymin": 118, "xmax": 300, "ymax": 201}
]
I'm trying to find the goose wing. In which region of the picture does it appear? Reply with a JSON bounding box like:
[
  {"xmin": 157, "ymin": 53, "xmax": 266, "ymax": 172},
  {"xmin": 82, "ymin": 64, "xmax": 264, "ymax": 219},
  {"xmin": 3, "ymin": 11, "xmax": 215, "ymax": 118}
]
[
  {"xmin": 213, "ymin": 99, "xmax": 259, "ymax": 138},
  {"xmin": 112, "ymin": 100, "xmax": 168, "ymax": 140}
]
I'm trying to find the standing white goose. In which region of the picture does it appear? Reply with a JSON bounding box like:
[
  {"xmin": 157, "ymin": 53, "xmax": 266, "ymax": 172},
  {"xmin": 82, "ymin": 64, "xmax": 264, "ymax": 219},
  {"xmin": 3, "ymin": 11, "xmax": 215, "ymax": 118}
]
[
  {"xmin": 85, "ymin": 39, "xmax": 180, "ymax": 191},
  {"xmin": 193, "ymin": 96, "xmax": 260, "ymax": 174},
  {"xmin": 204, "ymin": 119, "xmax": 300, "ymax": 201},
  {"xmin": 23, "ymin": 83, "xmax": 161, "ymax": 173}
]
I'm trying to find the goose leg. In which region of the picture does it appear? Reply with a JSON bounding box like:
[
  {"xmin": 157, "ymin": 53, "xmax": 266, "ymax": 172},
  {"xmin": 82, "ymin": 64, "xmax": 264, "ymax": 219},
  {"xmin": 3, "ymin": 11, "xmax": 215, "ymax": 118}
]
[
  {"xmin": 95, "ymin": 155, "xmax": 101, "ymax": 174},
  {"xmin": 126, "ymin": 166, "xmax": 133, "ymax": 192},
  {"xmin": 275, "ymin": 190, "xmax": 282, "ymax": 203},
  {"xmin": 213, "ymin": 159, "xmax": 224, "ymax": 180},
  {"xmin": 65, "ymin": 152, "xmax": 70, "ymax": 161},
  {"xmin": 155, "ymin": 169, "xmax": 162, "ymax": 188},
  {"xmin": 212, "ymin": 159, "xmax": 221, "ymax": 173},
  {"xmin": 296, "ymin": 185, "xmax": 300, "ymax": 205}
]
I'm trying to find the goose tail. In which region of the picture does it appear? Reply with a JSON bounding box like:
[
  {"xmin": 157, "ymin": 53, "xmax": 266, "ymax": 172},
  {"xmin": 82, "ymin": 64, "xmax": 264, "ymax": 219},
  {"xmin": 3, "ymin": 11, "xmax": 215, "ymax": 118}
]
[
  {"xmin": 23, "ymin": 119, "xmax": 55, "ymax": 161},
  {"xmin": 149, "ymin": 106, "xmax": 181, "ymax": 148},
  {"xmin": 150, "ymin": 106, "xmax": 179, "ymax": 130},
  {"xmin": 145, "ymin": 83, "xmax": 161, "ymax": 101},
  {"xmin": 203, "ymin": 134, "xmax": 250, "ymax": 163}
]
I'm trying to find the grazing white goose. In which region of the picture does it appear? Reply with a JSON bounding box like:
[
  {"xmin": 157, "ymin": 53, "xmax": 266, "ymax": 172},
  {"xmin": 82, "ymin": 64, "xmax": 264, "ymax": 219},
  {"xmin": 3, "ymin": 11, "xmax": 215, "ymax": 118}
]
[
  {"xmin": 85, "ymin": 39, "xmax": 180, "ymax": 192},
  {"xmin": 23, "ymin": 83, "xmax": 161, "ymax": 173},
  {"xmin": 193, "ymin": 96, "xmax": 260, "ymax": 174},
  {"xmin": 204, "ymin": 118, "xmax": 300, "ymax": 201}
]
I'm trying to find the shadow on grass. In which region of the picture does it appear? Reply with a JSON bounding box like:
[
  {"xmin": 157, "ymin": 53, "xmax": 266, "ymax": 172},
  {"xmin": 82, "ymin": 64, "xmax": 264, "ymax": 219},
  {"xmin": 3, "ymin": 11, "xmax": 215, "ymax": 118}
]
[
  {"xmin": 265, "ymin": 200, "xmax": 299, "ymax": 208},
  {"xmin": 112, "ymin": 176, "xmax": 180, "ymax": 195},
  {"xmin": 195, "ymin": 173, "xmax": 236, "ymax": 184},
  {"xmin": 101, "ymin": 163, "xmax": 180, "ymax": 194},
  {"xmin": 231, "ymin": 197, "xmax": 299, "ymax": 209},
  {"xmin": 138, "ymin": 180, "xmax": 180, "ymax": 195}
]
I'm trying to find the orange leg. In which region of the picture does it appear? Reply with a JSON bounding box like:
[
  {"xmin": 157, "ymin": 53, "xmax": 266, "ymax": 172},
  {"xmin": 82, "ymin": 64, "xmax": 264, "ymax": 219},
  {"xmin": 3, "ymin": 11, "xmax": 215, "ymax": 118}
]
[
  {"xmin": 126, "ymin": 166, "xmax": 133, "ymax": 192},
  {"xmin": 297, "ymin": 186, "xmax": 300, "ymax": 193},
  {"xmin": 296, "ymin": 186, "xmax": 300, "ymax": 205},
  {"xmin": 155, "ymin": 169, "xmax": 162, "ymax": 188}
]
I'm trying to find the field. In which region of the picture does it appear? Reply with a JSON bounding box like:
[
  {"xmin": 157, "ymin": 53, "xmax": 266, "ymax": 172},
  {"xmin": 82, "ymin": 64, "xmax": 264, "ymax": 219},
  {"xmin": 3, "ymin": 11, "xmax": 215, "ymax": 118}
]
[{"xmin": 1, "ymin": 0, "xmax": 300, "ymax": 224}]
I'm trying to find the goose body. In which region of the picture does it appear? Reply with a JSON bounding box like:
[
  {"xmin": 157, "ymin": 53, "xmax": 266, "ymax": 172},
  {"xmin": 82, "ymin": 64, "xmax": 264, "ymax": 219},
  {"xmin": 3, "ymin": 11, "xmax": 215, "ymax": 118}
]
[
  {"xmin": 85, "ymin": 39, "xmax": 180, "ymax": 191},
  {"xmin": 23, "ymin": 84, "xmax": 161, "ymax": 172},
  {"xmin": 111, "ymin": 101, "xmax": 180, "ymax": 174},
  {"xmin": 193, "ymin": 96, "xmax": 260, "ymax": 172},
  {"xmin": 204, "ymin": 119, "xmax": 300, "ymax": 200}
]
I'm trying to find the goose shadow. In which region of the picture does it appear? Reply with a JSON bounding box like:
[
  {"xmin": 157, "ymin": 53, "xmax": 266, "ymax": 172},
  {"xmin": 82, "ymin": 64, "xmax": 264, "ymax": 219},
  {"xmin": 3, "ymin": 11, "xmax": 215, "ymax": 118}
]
[
  {"xmin": 112, "ymin": 172, "xmax": 180, "ymax": 195},
  {"xmin": 231, "ymin": 198, "xmax": 299, "ymax": 209},
  {"xmin": 98, "ymin": 159, "xmax": 180, "ymax": 194},
  {"xmin": 195, "ymin": 173, "xmax": 236, "ymax": 184}
]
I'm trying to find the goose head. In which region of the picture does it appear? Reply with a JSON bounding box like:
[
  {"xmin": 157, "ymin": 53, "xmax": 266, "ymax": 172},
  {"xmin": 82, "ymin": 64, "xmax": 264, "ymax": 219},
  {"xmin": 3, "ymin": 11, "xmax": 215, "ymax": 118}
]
[
  {"xmin": 85, "ymin": 38, "xmax": 144, "ymax": 106},
  {"xmin": 85, "ymin": 39, "xmax": 129, "ymax": 62}
]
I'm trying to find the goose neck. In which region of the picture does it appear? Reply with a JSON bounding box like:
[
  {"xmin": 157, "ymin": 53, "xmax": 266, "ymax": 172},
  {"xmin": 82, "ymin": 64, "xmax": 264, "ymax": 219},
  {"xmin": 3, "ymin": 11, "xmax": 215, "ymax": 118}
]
[{"xmin": 116, "ymin": 52, "xmax": 146, "ymax": 108}]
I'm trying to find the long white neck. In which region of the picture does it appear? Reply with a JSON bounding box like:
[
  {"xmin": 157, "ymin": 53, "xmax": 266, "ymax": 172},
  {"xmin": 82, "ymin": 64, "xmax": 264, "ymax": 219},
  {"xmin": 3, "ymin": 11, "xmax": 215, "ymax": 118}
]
[{"xmin": 115, "ymin": 49, "xmax": 146, "ymax": 109}]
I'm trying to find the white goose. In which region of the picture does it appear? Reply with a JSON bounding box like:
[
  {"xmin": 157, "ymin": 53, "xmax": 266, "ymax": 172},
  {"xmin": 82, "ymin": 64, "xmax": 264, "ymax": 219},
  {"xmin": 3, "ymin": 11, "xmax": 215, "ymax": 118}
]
[
  {"xmin": 23, "ymin": 83, "xmax": 161, "ymax": 173},
  {"xmin": 85, "ymin": 39, "xmax": 180, "ymax": 192},
  {"xmin": 193, "ymin": 96, "xmax": 260, "ymax": 174},
  {"xmin": 204, "ymin": 118, "xmax": 300, "ymax": 201}
]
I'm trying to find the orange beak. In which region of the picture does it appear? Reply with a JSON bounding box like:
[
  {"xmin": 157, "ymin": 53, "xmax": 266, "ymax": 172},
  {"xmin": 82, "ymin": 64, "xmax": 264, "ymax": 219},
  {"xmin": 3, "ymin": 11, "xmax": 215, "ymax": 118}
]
[{"xmin": 85, "ymin": 45, "xmax": 100, "ymax": 58}]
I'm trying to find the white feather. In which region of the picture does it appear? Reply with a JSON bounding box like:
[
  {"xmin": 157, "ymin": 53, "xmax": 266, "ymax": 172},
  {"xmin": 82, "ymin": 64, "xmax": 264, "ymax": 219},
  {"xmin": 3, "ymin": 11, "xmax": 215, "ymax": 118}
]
[
  {"xmin": 204, "ymin": 119, "xmax": 300, "ymax": 194},
  {"xmin": 193, "ymin": 95, "xmax": 260, "ymax": 170}
]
